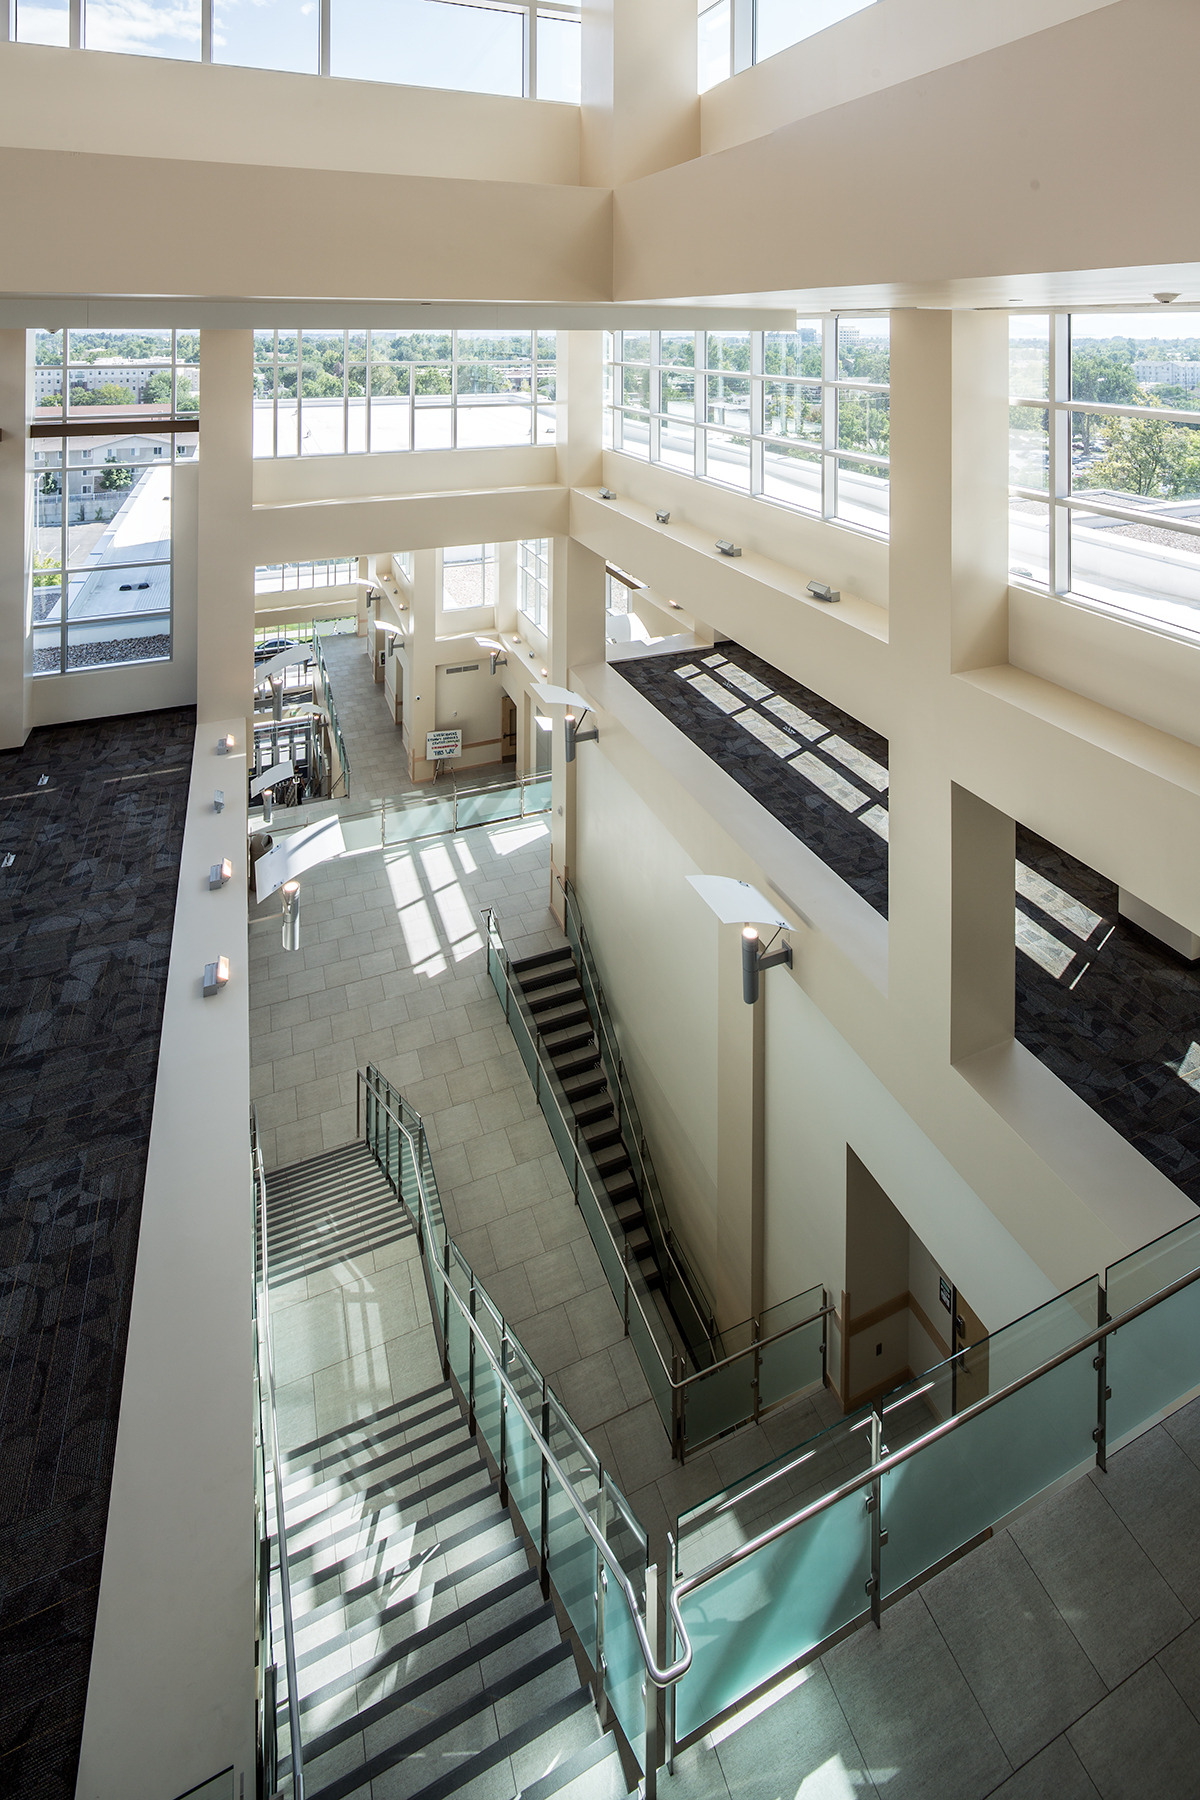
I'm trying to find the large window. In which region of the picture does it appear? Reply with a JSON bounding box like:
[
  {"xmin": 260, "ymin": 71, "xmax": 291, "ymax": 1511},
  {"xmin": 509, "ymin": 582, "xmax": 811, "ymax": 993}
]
[
  {"xmin": 1009, "ymin": 312, "xmax": 1200, "ymax": 637},
  {"xmin": 698, "ymin": 0, "xmax": 878, "ymax": 91},
  {"xmin": 253, "ymin": 329, "xmax": 556, "ymax": 458},
  {"xmin": 442, "ymin": 544, "xmax": 497, "ymax": 610},
  {"xmin": 605, "ymin": 321, "xmax": 889, "ymax": 536},
  {"xmin": 255, "ymin": 558, "xmax": 358, "ymax": 594},
  {"xmin": 30, "ymin": 329, "xmax": 197, "ymax": 677},
  {"xmin": 518, "ymin": 538, "xmax": 549, "ymax": 631},
  {"xmin": 11, "ymin": 0, "xmax": 581, "ymax": 99}
]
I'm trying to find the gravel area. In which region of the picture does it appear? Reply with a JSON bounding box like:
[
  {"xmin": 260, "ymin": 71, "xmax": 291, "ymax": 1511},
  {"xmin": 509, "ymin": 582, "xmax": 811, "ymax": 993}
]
[{"xmin": 35, "ymin": 635, "xmax": 170, "ymax": 673}]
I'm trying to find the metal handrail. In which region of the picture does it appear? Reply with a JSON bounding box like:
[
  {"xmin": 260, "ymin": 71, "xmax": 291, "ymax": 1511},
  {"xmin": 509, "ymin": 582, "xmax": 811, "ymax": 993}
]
[
  {"xmin": 482, "ymin": 907, "xmax": 830, "ymax": 1425},
  {"xmin": 252, "ymin": 1116, "xmax": 305, "ymax": 1800},
  {"xmin": 358, "ymin": 1070, "xmax": 693, "ymax": 1712},
  {"xmin": 559, "ymin": 875, "xmax": 720, "ymax": 1354},
  {"xmin": 673, "ymin": 1253, "xmax": 1200, "ymax": 1604},
  {"xmin": 480, "ymin": 910, "xmax": 682, "ymax": 1386},
  {"xmin": 311, "ymin": 629, "xmax": 351, "ymax": 797}
]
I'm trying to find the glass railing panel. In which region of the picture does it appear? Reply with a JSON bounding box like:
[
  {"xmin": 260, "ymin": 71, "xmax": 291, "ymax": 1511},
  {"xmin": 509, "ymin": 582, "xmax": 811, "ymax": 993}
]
[
  {"xmin": 759, "ymin": 1285, "xmax": 825, "ymax": 1338},
  {"xmin": 446, "ymin": 1253, "xmax": 472, "ymax": 1392},
  {"xmin": 1108, "ymin": 1217, "xmax": 1200, "ymax": 1316},
  {"xmin": 602, "ymin": 1574, "xmax": 647, "ymax": 1772},
  {"xmin": 674, "ymin": 1481, "xmax": 872, "ymax": 1743},
  {"xmin": 522, "ymin": 777, "xmax": 552, "ymax": 815},
  {"xmin": 627, "ymin": 1299, "xmax": 674, "ymax": 1429},
  {"xmin": 881, "ymin": 1342, "xmax": 1096, "ymax": 1597},
  {"xmin": 604, "ymin": 1470, "xmax": 648, "ymax": 1584},
  {"xmin": 758, "ymin": 1314, "xmax": 825, "ymax": 1411},
  {"xmin": 486, "ymin": 940, "xmax": 508, "ymax": 1008},
  {"xmin": 576, "ymin": 1173, "xmax": 627, "ymax": 1297},
  {"xmin": 1107, "ymin": 1274, "xmax": 1200, "ymax": 1443},
  {"xmin": 475, "ymin": 1356, "xmax": 503, "ymax": 1468},
  {"xmin": 340, "ymin": 812, "xmax": 384, "ymax": 854},
  {"xmin": 508, "ymin": 998, "xmax": 539, "ymax": 1084},
  {"xmin": 984, "ymin": 1278, "xmax": 1097, "ymax": 1388},
  {"xmin": 675, "ymin": 1406, "xmax": 873, "ymax": 1578},
  {"xmin": 503, "ymin": 1338, "xmax": 545, "ymax": 1544},
  {"xmin": 384, "ymin": 796, "xmax": 456, "ymax": 844},
  {"xmin": 681, "ymin": 1357, "xmax": 752, "ymax": 1451},
  {"xmin": 541, "ymin": 1086, "xmax": 578, "ymax": 1178},
  {"xmin": 456, "ymin": 786, "xmax": 522, "ymax": 829}
]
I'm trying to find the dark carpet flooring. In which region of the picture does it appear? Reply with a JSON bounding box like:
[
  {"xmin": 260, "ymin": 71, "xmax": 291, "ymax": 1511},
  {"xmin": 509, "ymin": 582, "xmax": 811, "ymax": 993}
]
[
  {"xmin": 1016, "ymin": 826, "xmax": 1200, "ymax": 1207},
  {"xmin": 0, "ymin": 707, "xmax": 195, "ymax": 1799},
  {"xmin": 614, "ymin": 642, "xmax": 890, "ymax": 916}
]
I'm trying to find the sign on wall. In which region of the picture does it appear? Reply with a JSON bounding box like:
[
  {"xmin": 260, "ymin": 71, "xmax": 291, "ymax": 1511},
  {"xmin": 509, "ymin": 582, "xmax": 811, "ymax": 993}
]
[{"xmin": 426, "ymin": 730, "xmax": 462, "ymax": 760}]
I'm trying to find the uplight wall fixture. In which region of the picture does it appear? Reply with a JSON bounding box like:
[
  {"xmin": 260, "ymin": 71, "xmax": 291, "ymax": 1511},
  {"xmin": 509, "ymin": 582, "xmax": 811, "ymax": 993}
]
[
  {"xmin": 716, "ymin": 540, "xmax": 742, "ymax": 558},
  {"xmin": 656, "ymin": 509, "xmax": 671, "ymax": 524},
  {"xmin": 214, "ymin": 789, "xmax": 225, "ymax": 813},
  {"xmin": 741, "ymin": 926, "xmax": 793, "ymax": 1005},
  {"xmin": 564, "ymin": 713, "xmax": 599, "ymax": 763},
  {"xmin": 806, "ymin": 580, "xmax": 841, "ymax": 604},
  {"xmin": 475, "ymin": 637, "xmax": 509, "ymax": 676},
  {"xmin": 203, "ymin": 955, "xmax": 230, "ymax": 997},
  {"xmin": 262, "ymin": 787, "xmax": 274, "ymax": 825},
  {"xmin": 216, "ymin": 733, "xmax": 235, "ymax": 754},
  {"xmin": 599, "ymin": 488, "xmax": 616, "ymax": 500},
  {"xmin": 209, "ymin": 858, "xmax": 233, "ymax": 889},
  {"xmin": 281, "ymin": 880, "xmax": 301, "ymax": 952}
]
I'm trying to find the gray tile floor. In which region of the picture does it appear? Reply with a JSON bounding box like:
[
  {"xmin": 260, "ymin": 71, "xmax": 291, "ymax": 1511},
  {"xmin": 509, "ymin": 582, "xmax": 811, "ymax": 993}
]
[
  {"xmin": 664, "ymin": 1401, "xmax": 1200, "ymax": 1800},
  {"xmin": 249, "ymin": 658, "xmax": 840, "ymax": 1575}
]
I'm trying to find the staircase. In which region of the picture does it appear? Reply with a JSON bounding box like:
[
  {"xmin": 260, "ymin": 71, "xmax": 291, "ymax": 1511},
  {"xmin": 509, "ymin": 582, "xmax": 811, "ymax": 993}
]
[
  {"xmin": 509, "ymin": 948, "xmax": 657, "ymax": 1290},
  {"xmin": 265, "ymin": 1143, "xmax": 630, "ymax": 1800}
]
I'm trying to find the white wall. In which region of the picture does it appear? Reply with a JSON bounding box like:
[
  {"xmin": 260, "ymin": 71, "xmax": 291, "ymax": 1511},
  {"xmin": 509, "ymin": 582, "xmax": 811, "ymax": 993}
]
[
  {"xmin": 77, "ymin": 720, "xmax": 253, "ymax": 1800},
  {"xmin": 700, "ymin": 0, "xmax": 1118, "ymax": 155},
  {"xmin": 0, "ymin": 41, "xmax": 582, "ymax": 186}
]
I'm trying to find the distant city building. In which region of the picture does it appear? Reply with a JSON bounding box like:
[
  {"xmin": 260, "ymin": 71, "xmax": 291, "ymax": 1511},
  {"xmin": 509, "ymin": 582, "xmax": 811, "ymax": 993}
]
[
  {"xmin": 1133, "ymin": 360, "xmax": 1200, "ymax": 389},
  {"xmin": 34, "ymin": 359, "xmax": 169, "ymax": 402}
]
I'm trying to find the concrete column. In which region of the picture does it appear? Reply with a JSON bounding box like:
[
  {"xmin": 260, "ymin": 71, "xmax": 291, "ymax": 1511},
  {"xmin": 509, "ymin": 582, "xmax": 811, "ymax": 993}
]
[
  {"xmin": 950, "ymin": 783, "xmax": 1016, "ymax": 1064},
  {"xmin": 496, "ymin": 538, "xmax": 518, "ymax": 636},
  {"xmin": 714, "ymin": 924, "xmax": 764, "ymax": 1327},
  {"xmin": 581, "ymin": 0, "xmax": 699, "ymax": 188},
  {"xmin": 549, "ymin": 534, "xmax": 605, "ymax": 923},
  {"xmin": 0, "ymin": 329, "xmax": 30, "ymax": 747},
  {"xmin": 887, "ymin": 309, "xmax": 1011, "ymax": 1065},
  {"xmin": 556, "ymin": 330, "xmax": 603, "ymax": 493},
  {"xmin": 406, "ymin": 547, "xmax": 437, "ymax": 782},
  {"xmin": 196, "ymin": 330, "xmax": 254, "ymax": 726}
]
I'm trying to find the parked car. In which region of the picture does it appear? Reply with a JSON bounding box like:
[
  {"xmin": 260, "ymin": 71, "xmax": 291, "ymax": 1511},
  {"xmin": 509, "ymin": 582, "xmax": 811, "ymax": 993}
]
[{"xmin": 255, "ymin": 636, "xmax": 301, "ymax": 664}]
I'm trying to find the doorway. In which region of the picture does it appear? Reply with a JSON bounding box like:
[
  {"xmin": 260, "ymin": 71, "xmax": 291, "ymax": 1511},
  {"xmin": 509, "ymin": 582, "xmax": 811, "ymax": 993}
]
[
  {"xmin": 501, "ymin": 693, "xmax": 517, "ymax": 762},
  {"xmin": 841, "ymin": 1147, "xmax": 987, "ymax": 1414}
]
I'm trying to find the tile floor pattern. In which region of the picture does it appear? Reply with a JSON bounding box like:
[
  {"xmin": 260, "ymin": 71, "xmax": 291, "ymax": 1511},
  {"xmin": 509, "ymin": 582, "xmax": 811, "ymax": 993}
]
[
  {"xmin": 265, "ymin": 1142, "xmax": 630, "ymax": 1800},
  {"xmin": 249, "ymin": 810, "xmax": 833, "ymax": 1576},
  {"xmin": 0, "ymin": 705, "xmax": 195, "ymax": 1800},
  {"xmin": 666, "ymin": 1400, "xmax": 1200, "ymax": 1800},
  {"xmin": 1015, "ymin": 826, "xmax": 1200, "ymax": 1207},
  {"xmin": 613, "ymin": 643, "xmax": 889, "ymax": 918}
]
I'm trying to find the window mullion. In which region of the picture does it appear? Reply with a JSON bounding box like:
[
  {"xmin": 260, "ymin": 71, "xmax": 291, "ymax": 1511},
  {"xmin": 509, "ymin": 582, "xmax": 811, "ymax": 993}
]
[
  {"xmin": 821, "ymin": 317, "xmax": 837, "ymax": 520},
  {"xmin": 451, "ymin": 331, "xmax": 458, "ymax": 451},
  {"xmin": 1049, "ymin": 313, "xmax": 1070, "ymax": 597},
  {"xmin": 749, "ymin": 330, "xmax": 764, "ymax": 496}
]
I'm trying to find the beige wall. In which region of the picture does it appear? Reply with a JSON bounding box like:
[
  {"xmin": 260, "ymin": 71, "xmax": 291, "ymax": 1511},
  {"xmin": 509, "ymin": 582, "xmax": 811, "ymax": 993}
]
[
  {"xmin": 699, "ymin": 0, "xmax": 1118, "ymax": 156},
  {"xmin": 0, "ymin": 42, "xmax": 582, "ymax": 185},
  {"xmin": 615, "ymin": 0, "xmax": 1200, "ymax": 307}
]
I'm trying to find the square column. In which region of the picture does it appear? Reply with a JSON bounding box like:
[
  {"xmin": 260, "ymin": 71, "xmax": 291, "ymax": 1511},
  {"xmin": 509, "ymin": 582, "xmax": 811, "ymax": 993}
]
[
  {"xmin": 0, "ymin": 329, "xmax": 31, "ymax": 747},
  {"xmin": 582, "ymin": 0, "xmax": 699, "ymax": 187},
  {"xmin": 406, "ymin": 548, "xmax": 437, "ymax": 782},
  {"xmin": 549, "ymin": 534, "xmax": 605, "ymax": 922},
  {"xmin": 197, "ymin": 331, "xmax": 254, "ymax": 726}
]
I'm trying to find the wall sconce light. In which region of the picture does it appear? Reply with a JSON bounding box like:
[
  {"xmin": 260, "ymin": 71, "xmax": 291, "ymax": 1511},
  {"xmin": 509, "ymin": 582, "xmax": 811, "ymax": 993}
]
[
  {"xmin": 668, "ymin": 599, "xmax": 682, "ymax": 609},
  {"xmin": 281, "ymin": 880, "xmax": 301, "ymax": 952},
  {"xmin": 656, "ymin": 509, "xmax": 671, "ymax": 524},
  {"xmin": 716, "ymin": 540, "xmax": 742, "ymax": 558},
  {"xmin": 511, "ymin": 634, "xmax": 520, "ymax": 644},
  {"xmin": 476, "ymin": 636, "xmax": 508, "ymax": 676},
  {"xmin": 686, "ymin": 876, "xmax": 796, "ymax": 1005},
  {"xmin": 741, "ymin": 926, "xmax": 793, "ymax": 1005},
  {"xmin": 599, "ymin": 488, "xmax": 616, "ymax": 500},
  {"xmin": 214, "ymin": 789, "xmax": 225, "ymax": 812},
  {"xmin": 564, "ymin": 712, "xmax": 599, "ymax": 763},
  {"xmin": 203, "ymin": 955, "xmax": 230, "ymax": 997},
  {"xmin": 209, "ymin": 858, "xmax": 233, "ymax": 889},
  {"xmin": 806, "ymin": 580, "xmax": 841, "ymax": 604},
  {"xmin": 216, "ymin": 733, "xmax": 235, "ymax": 754},
  {"xmin": 540, "ymin": 667, "xmax": 548, "ymax": 677}
]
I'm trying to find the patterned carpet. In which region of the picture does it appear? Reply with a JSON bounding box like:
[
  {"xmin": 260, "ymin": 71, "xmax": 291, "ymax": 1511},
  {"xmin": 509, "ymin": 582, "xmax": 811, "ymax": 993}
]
[
  {"xmin": 614, "ymin": 641, "xmax": 890, "ymax": 916},
  {"xmin": 0, "ymin": 707, "xmax": 194, "ymax": 1799},
  {"xmin": 1016, "ymin": 827, "xmax": 1200, "ymax": 1208}
]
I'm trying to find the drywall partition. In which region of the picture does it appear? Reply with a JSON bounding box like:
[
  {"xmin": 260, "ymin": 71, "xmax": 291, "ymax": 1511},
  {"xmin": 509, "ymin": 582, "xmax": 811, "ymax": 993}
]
[
  {"xmin": 763, "ymin": 975, "xmax": 1056, "ymax": 1334},
  {"xmin": 615, "ymin": 0, "xmax": 1200, "ymax": 306},
  {"xmin": 253, "ymin": 445, "xmax": 560, "ymax": 510},
  {"xmin": 1008, "ymin": 585, "xmax": 1200, "ymax": 752},
  {"xmin": 251, "ymin": 485, "xmax": 570, "ymax": 567},
  {"xmin": 76, "ymin": 721, "xmax": 253, "ymax": 1800},
  {"xmin": 0, "ymin": 41, "xmax": 582, "ymax": 187},
  {"xmin": 0, "ymin": 148, "xmax": 611, "ymax": 307},
  {"xmin": 700, "ymin": 0, "xmax": 1119, "ymax": 156}
]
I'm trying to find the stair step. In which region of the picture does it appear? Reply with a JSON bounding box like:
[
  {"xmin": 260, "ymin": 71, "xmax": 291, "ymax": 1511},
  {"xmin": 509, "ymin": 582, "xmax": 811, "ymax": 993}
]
[
  {"xmin": 605, "ymin": 1171, "xmax": 639, "ymax": 1205},
  {"xmin": 565, "ymin": 1086, "xmax": 611, "ymax": 1118},
  {"xmin": 544, "ymin": 1026, "xmax": 595, "ymax": 1056},
  {"xmin": 510, "ymin": 945, "xmax": 574, "ymax": 974},
  {"xmin": 520, "ymin": 966, "xmax": 580, "ymax": 995},
  {"xmin": 582, "ymin": 1120, "xmax": 623, "ymax": 1152},
  {"xmin": 614, "ymin": 1197, "xmax": 644, "ymax": 1229},
  {"xmin": 622, "ymin": 1225, "xmax": 651, "ymax": 1257},
  {"xmin": 519, "ymin": 1731, "xmax": 630, "ymax": 1800},
  {"xmin": 591, "ymin": 1143, "xmax": 630, "ymax": 1176},
  {"xmin": 528, "ymin": 982, "xmax": 585, "ymax": 1015},
  {"xmin": 536, "ymin": 1005, "xmax": 592, "ymax": 1036},
  {"xmin": 552, "ymin": 1048, "xmax": 602, "ymax": 1080}
]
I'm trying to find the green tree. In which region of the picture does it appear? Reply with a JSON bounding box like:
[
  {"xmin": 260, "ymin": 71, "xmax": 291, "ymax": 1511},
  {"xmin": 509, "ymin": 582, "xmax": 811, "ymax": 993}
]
[
  {"xmin": 141, "ymin": 370, "xmax": 174, "ymax": 406},
  {"xmin": 175, "ymin": 372, "xmax": 199, "ymax": 413},
  {"xmin": 1070, "ymin": 354, "xmax": 1142, "ymax": 451},
  {"xmin": 70, "ymin": 382, "xmax": 136, "ymax": 407},
  {"xmin": 1077, "ymin": 414, "xmax": 1193, "ymax": 498},
  {"xmin": 414, "ymin": 366, "xmax": 451, "ymax": 396},
  {"xmin": 33, "ymin": 551, "xmax": 60, "ymax": 587},
  {"xmin": 98, "ymin": 464, "xmax": 134, "ymax": 491}
]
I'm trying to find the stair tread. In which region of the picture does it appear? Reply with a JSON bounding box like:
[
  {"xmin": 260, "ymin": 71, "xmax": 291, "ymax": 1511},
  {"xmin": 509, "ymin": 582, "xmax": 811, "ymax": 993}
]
[{"xmin": 510, "ymin": 946, "xmax": 574, "ymax": 973}]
